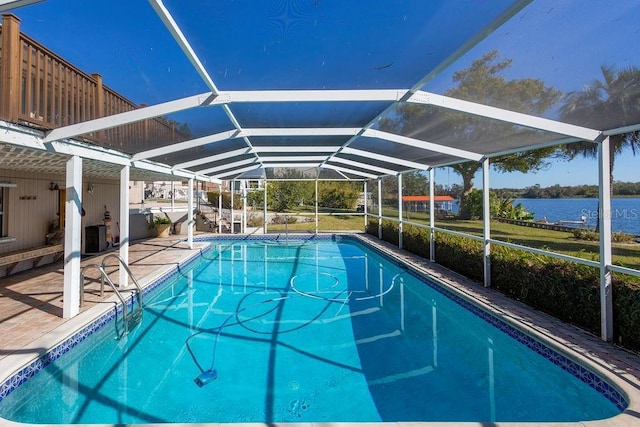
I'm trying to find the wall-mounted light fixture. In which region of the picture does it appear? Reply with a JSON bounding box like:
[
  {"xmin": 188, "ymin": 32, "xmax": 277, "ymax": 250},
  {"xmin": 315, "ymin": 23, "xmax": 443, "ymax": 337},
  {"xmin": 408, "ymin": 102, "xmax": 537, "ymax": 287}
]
[
  {"xmin": 49, "ymin": 182, "xmax": 59, "ymax": 191},
  {"xmin": 87, "ymin": 183, "xmax": 95, "ymax": 195}
]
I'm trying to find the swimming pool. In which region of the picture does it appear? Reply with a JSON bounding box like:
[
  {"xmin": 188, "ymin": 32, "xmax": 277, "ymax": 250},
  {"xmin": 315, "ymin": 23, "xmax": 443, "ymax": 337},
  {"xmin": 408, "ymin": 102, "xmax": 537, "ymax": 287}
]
[{"xmin": 0, "ymin": 235, "xmax": 628, "ymax": 423}]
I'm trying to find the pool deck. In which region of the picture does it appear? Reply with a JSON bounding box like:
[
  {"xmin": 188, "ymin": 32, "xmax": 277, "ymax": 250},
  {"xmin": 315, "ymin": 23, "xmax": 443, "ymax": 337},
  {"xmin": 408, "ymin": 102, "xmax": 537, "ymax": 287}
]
[
  {"xmin": 1, "ymin": 232, "xmax": 640, "ymax": 426},
  {"xmin": 0, "ymin": 236, "xmax": 207, "ymax": 363}
]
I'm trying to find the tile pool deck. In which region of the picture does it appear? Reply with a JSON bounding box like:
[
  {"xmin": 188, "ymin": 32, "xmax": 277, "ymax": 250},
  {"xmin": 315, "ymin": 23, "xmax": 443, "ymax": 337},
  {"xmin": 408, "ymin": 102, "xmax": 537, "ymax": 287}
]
[{"xmin": 1, "ymin": 232, "xmax": 640, "ymax": 426}]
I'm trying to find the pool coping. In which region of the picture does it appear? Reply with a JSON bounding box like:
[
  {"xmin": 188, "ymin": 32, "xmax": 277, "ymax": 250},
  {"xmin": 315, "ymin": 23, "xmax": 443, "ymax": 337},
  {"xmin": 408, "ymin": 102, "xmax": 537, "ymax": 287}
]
[{"xmin": 1, "ymin": 232, "xmax": 640, "ymax": 427}]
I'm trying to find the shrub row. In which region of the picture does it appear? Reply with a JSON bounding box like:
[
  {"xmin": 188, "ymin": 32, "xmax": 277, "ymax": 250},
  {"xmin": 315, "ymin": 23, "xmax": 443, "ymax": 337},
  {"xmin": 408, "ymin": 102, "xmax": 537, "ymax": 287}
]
[{"xmin": 367, "ymin": 220, "xmax": 640, "ymax": 352}]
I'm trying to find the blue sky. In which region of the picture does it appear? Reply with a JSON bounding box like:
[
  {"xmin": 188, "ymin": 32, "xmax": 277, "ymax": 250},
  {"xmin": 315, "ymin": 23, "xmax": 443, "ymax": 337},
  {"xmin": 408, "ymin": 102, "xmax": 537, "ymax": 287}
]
[
  {"xmin": 424, "ymin": 0, "xmax": 640, "ymax": 189},
  {"xmin": 11, "ymin": 1, "xmax": 640, "ymax": 189}
]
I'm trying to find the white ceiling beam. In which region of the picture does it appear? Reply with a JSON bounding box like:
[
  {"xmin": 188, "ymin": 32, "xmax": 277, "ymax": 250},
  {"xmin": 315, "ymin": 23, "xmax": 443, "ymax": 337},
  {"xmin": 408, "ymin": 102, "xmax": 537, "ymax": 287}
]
[
  {"xmin": 603, "ymin": 123, "xmax": 640, "ymax": 137},
  {"xmin": 172, "ymin": 147, "xmax": 253, "ymax": 169},
  {"xmin": 487, "ymin": 137, "xmax": 581, "ymax": 158},
  {"xmin": 409, "ymin": 91, "xmax": 602, "ymax": 142},
  {"xmin": 131, "ymin": 160, "xmax": 210, "ymax": 180},
  {"xmin": 132, "ymin": 129, "xmax": 241, "ymax": 161},
  {"xmin": 262, "ymin": 163, "xmax": 320, "ymax": 168},
  {"xmin": 148, "ymin": 0, "xmax": 219, "ymax": 94},
  {"xmin": 321, "ymin": 164, "xmax": 378, "ymax": 179},
  {"xmin": 329, "ymin": 157, "xmax": 400, "ymax": 176},
  {"xmin": 253, "ymin": 146, "xmax": 342, "ymax": 153},
  {"xmin": 363, "ymin": 129, "xmax": 483, "ymax": 161},
  {"xmin": 44, "ymin": 92, "xmax": 218, "ymax": 143},
  {"xmin": 340, "ymin": 147, "xmax": 430, "ymax": 170},
  {"xmin": 245, "ymin": 127, "xmax": 360, "ymax": 137},
  {"xmin": 213, "ymin": 164, "xmax": 263, "ymax": 179},
  {"xmin": 197, "ymin": 157, "xmax": 258, "ymax": 175},
  {"xmin": 0, "ymin": 0, "xmax": 43, "ymax": 12},
  {"xmin": 225, "ymin": 89, "xmax": 407, "ymax": 103},
  {"xmin": 260, "ymin": 156, "xmax": 326, "ymax": 162}
]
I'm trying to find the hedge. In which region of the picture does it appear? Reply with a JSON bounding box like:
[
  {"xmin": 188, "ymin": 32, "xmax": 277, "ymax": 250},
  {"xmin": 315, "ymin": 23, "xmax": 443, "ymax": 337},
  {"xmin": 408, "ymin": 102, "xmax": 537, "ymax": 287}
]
[{"xmin": 367, "ymin": 220, "xmax": 640, "ymax": 352}]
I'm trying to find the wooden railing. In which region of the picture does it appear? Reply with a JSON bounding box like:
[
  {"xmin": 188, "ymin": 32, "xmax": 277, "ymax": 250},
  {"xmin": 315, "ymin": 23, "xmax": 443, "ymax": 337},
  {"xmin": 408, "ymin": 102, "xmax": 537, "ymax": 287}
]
[{"xmin": 0, "ymin": 14, "xmax": 185, "ymax": 150}]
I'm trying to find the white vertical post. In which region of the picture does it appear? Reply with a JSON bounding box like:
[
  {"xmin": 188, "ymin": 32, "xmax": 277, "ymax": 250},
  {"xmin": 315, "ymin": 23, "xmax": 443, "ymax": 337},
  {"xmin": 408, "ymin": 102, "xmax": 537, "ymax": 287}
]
[
  {"xmin": 599, "ymin": 136, "xmax": 613, "ymax": 341},
  {"xmin": 363, "ymin": 180, "xmax": 368, "ymax": 229},
  {"xmin": 242, "ymin": 181, "xmax": 247, "ymax": 233},
  {"xmin": 63, "ymin": 156, "xmax": 82, "ymax": 318},
  {"xmin": 218, "ymin": 183, "xmax": 223, "ymax": 233},
  {"xmin": 230, "ymin": 180, "xmax": 235, "ymax": 234},
  {"xmin": 187, "ymin": 177, "xmax": 194, "ymax": 249},
  {"xmin": 263, "ymin": 179, "xmax": 268, "ymax": 234},
  {"xmin": 315, "ymin": 179, "xmax": 319, "ymax": 234},
  {"xmin": 482, "ymin": 158, "xmax": 491, "ymax": 287},
  {"xmin": 377, "ymin": 177, "xmax": 382, "ymax": 239},
  {"xmin": 119, "ymin": 165, "xmax": 130, "ymax": 288},
  {"xmin": 170, "ymin": 181, "xmax": 175, "ymax": 211},
  {"xmin": 398, "ymin": 173, "xmax": 403, "ymax": 249},
  {"xmin": 429, "ymin": 168, "xmax": 435, "ymax": 262}
]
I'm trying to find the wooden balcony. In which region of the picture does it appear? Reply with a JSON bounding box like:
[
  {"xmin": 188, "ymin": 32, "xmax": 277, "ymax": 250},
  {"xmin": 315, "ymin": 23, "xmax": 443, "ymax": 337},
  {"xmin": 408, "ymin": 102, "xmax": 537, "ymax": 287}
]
[{"xmin": 0, "ymin": 14, "xmax": 185, "ymax": 151}]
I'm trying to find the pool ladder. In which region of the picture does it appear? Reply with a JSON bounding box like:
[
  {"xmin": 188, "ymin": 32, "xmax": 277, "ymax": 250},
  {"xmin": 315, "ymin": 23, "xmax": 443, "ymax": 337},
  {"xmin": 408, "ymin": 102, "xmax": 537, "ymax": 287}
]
[{"xmin": 80, "ymin": 254, "xmax": 144, "ymax": 337}]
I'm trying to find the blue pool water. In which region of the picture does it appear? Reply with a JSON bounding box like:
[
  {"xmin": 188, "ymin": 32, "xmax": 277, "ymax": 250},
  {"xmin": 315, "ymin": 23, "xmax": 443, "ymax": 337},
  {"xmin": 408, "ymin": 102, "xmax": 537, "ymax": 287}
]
[{"xmin": 0, "ymin": 237, "xmax": 625, "ymax": 423}]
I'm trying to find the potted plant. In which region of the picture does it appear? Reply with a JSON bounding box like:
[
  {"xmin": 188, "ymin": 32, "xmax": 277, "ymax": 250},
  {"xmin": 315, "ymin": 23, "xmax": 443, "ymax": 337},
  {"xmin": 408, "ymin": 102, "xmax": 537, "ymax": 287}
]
[{"xmin": 150, "ymin": 216, "xmax": 172, "ymax": 238}]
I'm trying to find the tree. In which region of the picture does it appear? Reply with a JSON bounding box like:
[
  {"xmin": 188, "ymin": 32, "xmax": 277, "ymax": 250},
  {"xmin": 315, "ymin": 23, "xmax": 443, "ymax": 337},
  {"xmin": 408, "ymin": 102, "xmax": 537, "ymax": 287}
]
[
  {"xmin": 560, "ymin": 65, "xmax": 640, "ymax": 191},
  {"xmin": 266, "ymin": 169, "xmax": 314, "ymax": 212},
  {"xmin": 401, "ymin": 171, "xmax": 429, "ymax": 195},
  {"xmin": 380, "ymin": 50, "xmax": 562, "ymax": 219},
  {"xmin": 318, "ymin": 181, "xmax": 360, "ymax": 209}
]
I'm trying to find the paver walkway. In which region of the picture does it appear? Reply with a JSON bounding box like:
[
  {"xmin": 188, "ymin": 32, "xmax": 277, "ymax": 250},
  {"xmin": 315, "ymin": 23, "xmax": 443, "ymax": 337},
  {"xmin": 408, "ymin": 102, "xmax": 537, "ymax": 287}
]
[{"xmin": 0, "ymin": 237, "xmax": 205, "ymax": 361}]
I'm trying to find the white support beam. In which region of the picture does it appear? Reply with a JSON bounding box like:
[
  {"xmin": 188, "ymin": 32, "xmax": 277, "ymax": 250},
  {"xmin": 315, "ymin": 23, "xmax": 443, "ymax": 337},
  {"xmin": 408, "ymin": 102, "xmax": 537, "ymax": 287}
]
[
  {"xmin": 187, "ymin": 177, "xmax": 194, "ymax": 248},
  {"xmin": 119, "ymin": 165, "xmax": 130, "ymax": 288},
  {"xmin": 173, "ymin": 147, "xmax": 253, "ymax": 170},
  {"xmin": 44, "ymin": 141, "xmax": 130, "ymax": 166},
  {"xmin": 133, "ymin": 129, "xmax": 241, "ymax": 161},
  {"xmin": 487, "ymin": 137, "xmax": 581, "ymax": 158},
  {"xmin": 261, "ymin": 156, "xmax": 326, "ymax": 162},
  {"xmin": 363, "ymin": 180, "xmax": 368, "ymax": 229},
  {"xmin": 213, "ymin": 164, "xmax": 262, "ymax": 179},
  {"xmin": 429, "ymin": 168, "xmax": 435, "ymax": 262},
  {"xmin": 482, "ymin": 158, "xmax": 491, "ymax": 288},
  {"xmin": 261, "ymin": 162, "xmax": 319, "ymax": 168},
  {"xmin": 45, "ymin": 92, "xmax": 216, "ymax": 143},
  {"xmin": 330, "ymin": 156, "xmax": 400, "ymax": 176},
  {"xmin": 263, "ymin": 179, "xmax": 268, "ymax": 234},
  {"xmin": 218, "ymin": 185, "xmax": 223, "ymax": 233},
  {"xmin": 242, "ymin": 183, "xmax": 247, "ymax": 233},
  {"xmin": 341, "ymin": 147, "xmax": 431, "ymax": 170},
  {"xmin": 363, "ymin": 129, "xmax": 483, "ymax": 162},
  {"xmin": 378, "ymin": 178, "xmax": 382, "ymax": 239},
  {"xmin": 0, "ymin": 0, "xmax": 44, "ymax": 13},
  {"xmin": 398, "ymin": 173, "xmax": 403, "ymax": 249},
  {"xmin": 315, "ymin": 180, "xmax": 319, "ymax": 234},
  {"xmin": 254, "ymin": 146, "xmax": 342, "ymax": 153},
  {"xmin": 598, "ymin": 136, "xmax": 613, "ymax": 341},
  {"xmin": 63, "ymin": 156, "xmax": 82, "ymax": 318},
  {"xmin": 225, "ymin": 89, "xmax": 408, "ymax": 103},
  {"xmin": 230, "ymin": 180, "xmax": 235, "ymax": 235},
  {"xmin": 409, "ymin": 91, "xmax": 602, "ymax": 142},
  {"xmin": 197, "ymin": 157, "xmax": 258, "ymax": 175},
  {"xmin": 245, "ymin": 127, "xmax": 361, "ymax": 137},
  {"xmin": 149, "ymin": 0, "xmax": 219, "ymax": 94},
  {"xmin": 321, "ymin": 164, "xmax": 378, "ymax": 179},
  {"xmin": 130, "ymin": 160, "xmax": 197, "ymax": 180}
]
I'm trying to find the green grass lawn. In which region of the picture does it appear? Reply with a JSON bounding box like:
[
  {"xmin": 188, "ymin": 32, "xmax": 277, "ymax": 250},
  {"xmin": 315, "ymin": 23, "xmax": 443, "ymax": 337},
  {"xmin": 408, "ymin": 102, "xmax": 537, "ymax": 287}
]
[{"xmin": 262, "ymin": 208, "xmax": 640, "ymax": 269}]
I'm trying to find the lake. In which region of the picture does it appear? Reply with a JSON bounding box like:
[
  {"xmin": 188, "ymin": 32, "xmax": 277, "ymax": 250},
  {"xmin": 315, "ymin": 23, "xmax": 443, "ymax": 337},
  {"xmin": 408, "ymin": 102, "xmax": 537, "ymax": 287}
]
[{"xmin": 514, "ymin": 198, "xmax": 640, "ymax": 236}]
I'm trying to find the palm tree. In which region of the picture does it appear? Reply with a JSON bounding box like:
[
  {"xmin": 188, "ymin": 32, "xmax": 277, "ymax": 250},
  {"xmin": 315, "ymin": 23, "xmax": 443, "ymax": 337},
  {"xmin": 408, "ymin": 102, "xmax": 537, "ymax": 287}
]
[{"xmin": 560, "ymin": 65, "xmax": 640, "ymax": 190}]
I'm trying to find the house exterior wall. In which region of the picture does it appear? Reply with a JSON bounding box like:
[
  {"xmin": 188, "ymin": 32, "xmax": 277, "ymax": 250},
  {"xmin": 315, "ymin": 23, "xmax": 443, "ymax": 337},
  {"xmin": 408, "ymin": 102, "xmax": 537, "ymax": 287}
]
[{"xmin": 0, "ymin": 170, "xmax": 122, "ymax": 276}]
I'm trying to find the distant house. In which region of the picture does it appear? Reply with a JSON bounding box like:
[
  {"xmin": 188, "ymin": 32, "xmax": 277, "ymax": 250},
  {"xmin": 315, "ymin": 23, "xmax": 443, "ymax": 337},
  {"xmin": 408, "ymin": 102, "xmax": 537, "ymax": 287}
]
[{"xmin": 402, "ymin": 195, "xmax": 455, "ymax": 217}]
